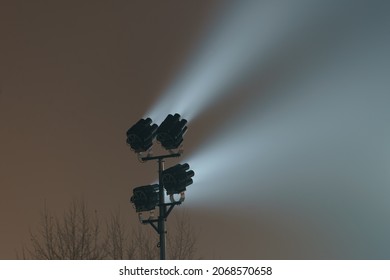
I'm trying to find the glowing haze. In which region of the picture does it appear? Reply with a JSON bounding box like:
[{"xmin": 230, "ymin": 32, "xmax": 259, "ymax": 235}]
[
  {"xmin": 145, "ymin": 0, "xmax": 338, "ymax": 124},
  {"xmin": 147, "ymin": 0, "xmax": 390, "ymax": 258}
]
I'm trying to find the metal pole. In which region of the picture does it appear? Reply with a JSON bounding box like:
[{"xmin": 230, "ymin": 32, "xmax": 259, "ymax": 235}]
[
  {"xmin": 139, "ymin": 153, "xmax": 181, "ymax": 260},
  {"xmin": 158, "ymin": 158, "xmax": 166, "ymax": 260}
]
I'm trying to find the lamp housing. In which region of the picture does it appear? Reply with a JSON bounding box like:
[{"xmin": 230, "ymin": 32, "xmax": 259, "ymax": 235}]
[
  {"xmin": 156, "ymin": 114, "xmax": 188, "ymax": 150},
  {"xmin": 161, "ymin": 163, "xmax": 194, "ymax": 195},
  {"xmin": 126, "ymin": 118, "xmax": 158, "ymax": 153},
  {"xmin": 130, "ymin": 184, "xmax": 159, "ymax": 212}
]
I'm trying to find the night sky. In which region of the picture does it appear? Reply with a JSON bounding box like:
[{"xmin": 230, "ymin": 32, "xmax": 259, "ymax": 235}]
[
  {"xmin": 0, "ymin": 0, "xmax": 219, "ymax": 259},
  {"xmin": 1, "ymin": 0, "xmax": 390, "ymax": 259}
]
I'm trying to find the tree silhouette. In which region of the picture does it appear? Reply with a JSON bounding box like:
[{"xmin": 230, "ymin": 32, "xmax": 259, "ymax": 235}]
[{"xmin": 19, "ymin": 199, "xmax": 198, "ymax": 260}]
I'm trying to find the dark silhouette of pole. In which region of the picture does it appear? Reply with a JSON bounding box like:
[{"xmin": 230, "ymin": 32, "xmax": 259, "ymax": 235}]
[
  {"xmin": 127, "ymin": 114, "xmax": 190, "ymax": 260},
  {"xmin": 158, "ymin": 158, "xmax": 166, "ymax": 260}
]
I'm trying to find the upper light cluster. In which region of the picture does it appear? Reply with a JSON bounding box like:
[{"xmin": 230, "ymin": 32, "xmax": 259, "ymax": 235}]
[{"xmin": 126, "ymin": 113, "xmax": 188, "ymax": 153}]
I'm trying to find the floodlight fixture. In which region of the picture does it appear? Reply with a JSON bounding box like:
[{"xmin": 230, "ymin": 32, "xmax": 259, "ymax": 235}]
[
  {"xmin": 156, "ymin": 114, "xmax": 188, "ymax": 150},
  {"xmin": 161, "ymin": 163, "xmax": 195, "ymax": 195},
  {"xmin": 126, "ymin": 118, "xmax": 158, "ymax": 153},
  {"xmin": 130, "ymin": 184, "xmax": 159, "ymax": 212}
]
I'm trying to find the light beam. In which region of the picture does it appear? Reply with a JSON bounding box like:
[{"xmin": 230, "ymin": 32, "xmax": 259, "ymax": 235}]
[
  {"xmin": 183, "ymin": 7, "xmax": 390, "ymax": 257},
  {"xmin": 144, "ymin": 0, "xmax": 390, "ymax": 258},
  {"xmin": 145, "ymin": 0, "xmax": 342, "ymax": 124}
]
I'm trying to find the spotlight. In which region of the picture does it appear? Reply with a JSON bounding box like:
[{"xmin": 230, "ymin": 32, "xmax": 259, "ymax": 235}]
[
  {"xmin": 156, "ymin": 114, "xmax": 188, "ymax": 150},
  {"xmin": 126, "ymin": 118, "xmax": 158, "ymax": 153},
  {"xmin": 161, "ymin": 163, "xmax": 195, "ymax": 195},
  {"xmin": 130, "ymin": 184, "xmax": 159, "ymax": 212}
]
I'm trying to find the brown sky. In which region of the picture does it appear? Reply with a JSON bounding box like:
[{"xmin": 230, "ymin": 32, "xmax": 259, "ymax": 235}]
[{"xmin": 0, "ymin": 0, "xmax": 224, "ymax": 259}]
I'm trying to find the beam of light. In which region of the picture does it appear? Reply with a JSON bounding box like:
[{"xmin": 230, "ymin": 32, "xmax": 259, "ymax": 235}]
[
  {"xmin": 180, "ymin": 1, "xmax": 390, "ymax": 258},
  {"xmin": 145, "ymin": 0, "xmax": 342, "ymax": 124},
  {"xmin": 143, "ymin": 0, "xmax": 390, "ymax": 258}
]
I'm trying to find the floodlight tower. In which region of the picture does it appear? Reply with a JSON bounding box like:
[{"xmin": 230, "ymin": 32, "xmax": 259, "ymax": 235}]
[{"xmin": 126, "ymin": 114, "xmax": 194, "ymax": 260}]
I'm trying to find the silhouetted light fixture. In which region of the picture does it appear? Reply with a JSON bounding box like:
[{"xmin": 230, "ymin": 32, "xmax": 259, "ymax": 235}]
[
  {"xmin": 162, "ymin": 163, "xmax": 195, "ymax": 195},
  {"xmin": 130, "ymin": 184, "xmax": 159, "ymax": 212},
  {"xmin": 126, "ymin": 118, "xmax": 158, "ymax": 153},
  {"xmin": 156, "ymin": 114, "xmax": 188, "ymax": 150}
]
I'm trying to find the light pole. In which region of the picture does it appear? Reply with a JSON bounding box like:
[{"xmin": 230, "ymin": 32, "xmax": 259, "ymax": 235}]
[{"xmin": 127, "ymin": 114, "xmax": 194, "ymax": 260}]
